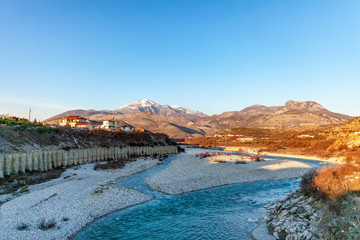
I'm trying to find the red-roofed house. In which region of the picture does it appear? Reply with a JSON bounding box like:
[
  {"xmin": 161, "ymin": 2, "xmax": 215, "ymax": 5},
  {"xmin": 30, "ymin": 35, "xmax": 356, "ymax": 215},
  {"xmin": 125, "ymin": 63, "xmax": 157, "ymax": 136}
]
[{"xmin": 59, "ymin": 115, "xmax": 89, "ymax": 128}]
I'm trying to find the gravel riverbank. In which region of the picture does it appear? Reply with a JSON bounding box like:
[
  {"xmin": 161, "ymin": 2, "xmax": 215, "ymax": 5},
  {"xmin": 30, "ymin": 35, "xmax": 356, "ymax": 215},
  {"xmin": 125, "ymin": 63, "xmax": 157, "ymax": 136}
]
[
  {"xmin": 0, "ymin": 157, "xmax": 160, "ymax": 240},
  {"xmin": 146, "ymin": 152, "xmax": 313, "ymax": 195}
]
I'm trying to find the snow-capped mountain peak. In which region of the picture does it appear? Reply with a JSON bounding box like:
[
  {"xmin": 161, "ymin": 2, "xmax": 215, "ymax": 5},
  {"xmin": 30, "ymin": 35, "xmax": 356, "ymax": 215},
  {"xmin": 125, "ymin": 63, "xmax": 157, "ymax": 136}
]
[{"xmin": 115, "ymin": 99, "xmax": 208, "ymax": 119}]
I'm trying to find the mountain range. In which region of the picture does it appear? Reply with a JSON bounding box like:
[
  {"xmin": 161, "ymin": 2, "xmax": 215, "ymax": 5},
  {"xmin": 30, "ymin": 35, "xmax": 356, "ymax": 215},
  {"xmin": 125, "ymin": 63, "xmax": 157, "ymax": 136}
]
[{"xmin": 45, "ymin": 99, "xmax": 353, "ymax": 139}]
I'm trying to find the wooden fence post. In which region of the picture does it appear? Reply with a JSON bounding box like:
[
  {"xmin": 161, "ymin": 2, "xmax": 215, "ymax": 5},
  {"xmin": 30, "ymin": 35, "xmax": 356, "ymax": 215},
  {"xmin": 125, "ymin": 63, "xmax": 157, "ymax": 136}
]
[
  {"xmin": 63, "ymin": 151, "xmax": 68, "ymax": 167},
  {"xmin": 109, "ymin": 147, "xmax": 113, "ymax": 160},
  {"xmin": 11, "ymin": 153, "xmax": 19, "ymax": 175},
  {"xmin": 32, "ymin": 152, "xmax": 38, "ymax": 171},
  {"xmin": 25, "ymin": 152, "xmax": 33, "ymax": 172},
  {"xmin": 41, "ymin": 152, "xmax": 46, "ymax": 171},
  {"xmin": 88, "ymin": 148, "xmax": 94, "ymax": 162},
  {"xmin": 46, "ymin": 151, "xmax": 53, "ymax": 170},
  {"xmin": 81, "ymin": 149, "xmax": 86, "ymax": 164},
  {"xmin": 75, "ymin": 150, "xmax": 80, "ymax": 165},
  {"xmin": 112, "ymin": 147, "xmax": 116, "ymax": 160},
  {"xmin": 20, "ymin": 153, "xmax": 26, "ymax": 173},
  {"xmin": 97, "ymin": 148, "xmax": 101, "ymax": 161},
  {"xmin": 78, "ymin": 150, "xmax": 83, "ymax": 165},
  {"xmin": 0, "ymin": 154, "xmax": 4, "ymax": 178},
  {"xmin": 4, "ymin": 154, "xmax": 11, "ymax": 176},
  {"xmin": 51, "ymin": 151, "xmax": 57, "ymax": 168},
  {"xmin": 116, "ymin": 147, "xmax": 120, "ymax": 160},
  {"xmin": 85, "ymin": 149, "xmax": 89, "ymax": 163},
  {"xmin": 67, "ymin": 150, "xmax": 73, "ymax": 166},
  {"xmin": 96, "ymin": 148, "xmax": 100, "ymax": 161},
  {"xmin": 37, "ymin": 152, "xmax": 44, "ymax": 171},
  {"xmin": 100, "ymin": 148, "xmax": 103, "ymax": 161},
  {"xmin": 49, "ymin": 151, "xmax": 54, "ymax": 169},
  {"xmin": 121, "ymin": 147, "xmax": 125, "ymax": 159},
  {"xmin": 57, "ymin": 150, "xmax": 64, "ymax": 167},
  {"xmin": 108, "ymin": 147, "xmax": 114, "ymax": 160},
  {"xmin": 103, "ymin": 148, "xmax": 107, "ymax": 160},
  {"xmin": 93, "ymin": 148, "xmax": 98, "ymax": 162}
]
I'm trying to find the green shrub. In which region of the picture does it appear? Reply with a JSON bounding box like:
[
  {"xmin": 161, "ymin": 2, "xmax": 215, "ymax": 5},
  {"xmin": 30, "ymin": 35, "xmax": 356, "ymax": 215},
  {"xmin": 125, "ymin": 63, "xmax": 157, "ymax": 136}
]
[
  {"xmin": 36, "ymin": 126, "xmax": 58, "ymax": 134},
  {"xmin": 15, "ymin": 123, "xmax": 31, "ymax": 132}
]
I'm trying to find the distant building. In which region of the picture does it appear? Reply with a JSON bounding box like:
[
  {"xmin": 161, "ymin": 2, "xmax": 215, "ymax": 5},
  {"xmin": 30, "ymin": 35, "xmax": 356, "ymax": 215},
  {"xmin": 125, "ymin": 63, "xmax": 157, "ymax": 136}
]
[
  {"xmin": 297, "ymin": 135, "xmax": 314, "ymax": 138},
  {"xmin": 121, "ymin": 125, "xmax": 135, "ymax": 132},
  {"xmin": 101, "ymin": 120, "xmax": 120, "ymax": 131},
  {"xmin": 135, "ymin": 127, "xmax": 145, "ymax": 133},
  {"xmin": 89, "ymin": 120, "xmax": 103, "ymax": 130},
  {"xmin": 75, "ymin": 122, "xmax": 93, "ymax": 130},
  {"xmin": 236, "ymin": 137, "xmax": 254, "ymax": 142},
  {"xmin": 59, "ymin": 115, "xmax": 88, "ymax": 128}
]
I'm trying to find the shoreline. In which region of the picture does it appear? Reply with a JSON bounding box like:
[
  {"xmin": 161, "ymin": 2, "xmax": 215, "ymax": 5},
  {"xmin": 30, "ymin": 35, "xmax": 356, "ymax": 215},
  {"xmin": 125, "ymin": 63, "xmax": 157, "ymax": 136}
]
[
  {"xmin": 0, "ymin": 157, "xmax": 161, "ymax": 240},
  {"xmin": 68, "ymin": 198, "xmax": 154, "ymax": 239},
  {"xmin": 221, "ymin": 146, "xmax": 343, "ymax": 164}
]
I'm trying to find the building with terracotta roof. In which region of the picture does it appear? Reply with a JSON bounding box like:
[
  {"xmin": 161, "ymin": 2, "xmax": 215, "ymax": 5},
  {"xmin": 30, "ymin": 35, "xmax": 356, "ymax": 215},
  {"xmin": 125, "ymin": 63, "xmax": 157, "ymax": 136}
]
[{"xmin": 59, "ymin": 115, "xmax": 89, "ymax": 128}]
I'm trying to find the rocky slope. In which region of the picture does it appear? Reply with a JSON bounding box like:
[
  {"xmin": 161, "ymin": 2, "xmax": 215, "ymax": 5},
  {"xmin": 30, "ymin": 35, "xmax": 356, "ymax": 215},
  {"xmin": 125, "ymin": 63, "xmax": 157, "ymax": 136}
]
[
  {"xmin": 266, "ymin": 186, "xmax": 360, "ymax": 240},
  {"xmin": 266, "ymin": 189, "xmax": 321, "ymax": 239},
  {"xmin": 0, "ymin": 126, "xmax": 173, "ymax": 154}
]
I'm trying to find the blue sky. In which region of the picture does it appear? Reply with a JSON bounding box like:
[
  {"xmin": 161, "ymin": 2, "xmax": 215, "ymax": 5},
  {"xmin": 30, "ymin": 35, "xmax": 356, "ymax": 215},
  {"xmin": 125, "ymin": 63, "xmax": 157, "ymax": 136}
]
[{"xmin": 0, "ymin": 0, "xmax": 359, "ymax": 120}]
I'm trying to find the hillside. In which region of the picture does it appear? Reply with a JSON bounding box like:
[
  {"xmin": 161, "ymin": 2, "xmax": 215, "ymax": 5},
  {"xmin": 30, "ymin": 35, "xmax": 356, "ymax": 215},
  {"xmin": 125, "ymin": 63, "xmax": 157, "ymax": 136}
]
[
  {"xmin": 45, "ymin": 100, "xmax": 353, "ymax": 139},
  {"xmin": 0, "ymin": 125, "xmax": 174, "ymax": 154},
  {"xmin": 188, "ymin": 117, "xmax": 360, "ymax": 160}
]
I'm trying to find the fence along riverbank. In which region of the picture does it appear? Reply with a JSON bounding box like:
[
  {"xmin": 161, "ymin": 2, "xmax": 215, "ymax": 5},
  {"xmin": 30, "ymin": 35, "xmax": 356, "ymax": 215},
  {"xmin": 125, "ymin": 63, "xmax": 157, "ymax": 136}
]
[{"xmin": 0, "ymin": 145, "xmax": 178, "ymax": 178}]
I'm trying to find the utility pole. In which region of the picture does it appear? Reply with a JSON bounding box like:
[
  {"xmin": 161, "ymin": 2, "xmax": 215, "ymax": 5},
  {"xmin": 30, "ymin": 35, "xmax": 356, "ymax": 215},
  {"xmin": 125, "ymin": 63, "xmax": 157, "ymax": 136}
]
[{"xmin": 29, "ymin": 107, "xmax": 31, "ymax": 122}]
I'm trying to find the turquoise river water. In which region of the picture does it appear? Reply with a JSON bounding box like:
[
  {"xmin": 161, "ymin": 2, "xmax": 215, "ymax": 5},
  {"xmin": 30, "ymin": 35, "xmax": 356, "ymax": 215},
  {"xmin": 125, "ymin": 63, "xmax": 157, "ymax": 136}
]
[{"xmin": 74, "ymin": 149, "xmax": 326, "ymax": 240}]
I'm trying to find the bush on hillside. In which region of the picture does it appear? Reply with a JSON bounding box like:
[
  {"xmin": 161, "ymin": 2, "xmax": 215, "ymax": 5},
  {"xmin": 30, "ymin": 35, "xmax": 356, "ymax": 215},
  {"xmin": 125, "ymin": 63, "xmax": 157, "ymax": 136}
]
[
  {"xmin": 36, "ymin": 126, "xmax": 59, "ymax": 134},
  {"xmin": 313, "ymin": 163, "xmax": 360, "ymax": 200}
]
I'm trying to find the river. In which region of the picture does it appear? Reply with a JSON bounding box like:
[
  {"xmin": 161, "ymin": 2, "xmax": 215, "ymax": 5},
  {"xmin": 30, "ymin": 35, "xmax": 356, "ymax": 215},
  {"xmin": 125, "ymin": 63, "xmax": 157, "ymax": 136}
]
[{"xmin": 74, "ymin": 149, "xmax": 325, "ymax": 240}]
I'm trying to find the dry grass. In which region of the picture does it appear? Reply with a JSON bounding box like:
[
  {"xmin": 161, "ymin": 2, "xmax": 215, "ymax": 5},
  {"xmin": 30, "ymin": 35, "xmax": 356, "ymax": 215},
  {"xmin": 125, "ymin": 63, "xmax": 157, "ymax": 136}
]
[
  {"xmin": 313, "ymin": 163, "xmax": 360, "ymax": 200},
  {"xmin": 93, "ymin": 159, "xmax": 132, "ymax": 171},
  {"xmin": 300, "ymin": 169, "xmax": 318, "ymax": 196},
  {"xmin": 0, "ymin": 169, "xmax": 65, "ymax": 195},
  {"xmin": 37, "ymin": 218, "xmax": 56, "ymax": 230},
  {"xmin": 196, "ymin": 152, "xmax": 231, "ymax": 158},
  {"xmin": 16, "ymin": 222, "xmax": 29, "ymax": 231}
]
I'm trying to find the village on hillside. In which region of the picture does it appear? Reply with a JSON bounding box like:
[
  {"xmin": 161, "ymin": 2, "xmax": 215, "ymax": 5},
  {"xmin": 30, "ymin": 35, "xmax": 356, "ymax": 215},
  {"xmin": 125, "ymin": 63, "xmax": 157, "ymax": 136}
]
[{"xmin": 57, "ymin": 115, "xmax": 144, "ymax": 133}]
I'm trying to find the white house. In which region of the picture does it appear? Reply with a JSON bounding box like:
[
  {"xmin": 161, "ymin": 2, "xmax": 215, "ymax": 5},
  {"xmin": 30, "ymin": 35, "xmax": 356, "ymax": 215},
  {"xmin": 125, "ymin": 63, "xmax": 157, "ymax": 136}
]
[
  {"xmin": 236, "ymin": 137, "xmax": 254, "ymax": 142},
  {"xmin": 121, "ymin": 125, "xmax": 135, "ymax": 132},
  {"xmin": 101, "ymin": 120, "xmax": 120, "ymax": 131},
  {"xmin": 75, "ymin": 122, "xmax": 93, "ymax": 130}
]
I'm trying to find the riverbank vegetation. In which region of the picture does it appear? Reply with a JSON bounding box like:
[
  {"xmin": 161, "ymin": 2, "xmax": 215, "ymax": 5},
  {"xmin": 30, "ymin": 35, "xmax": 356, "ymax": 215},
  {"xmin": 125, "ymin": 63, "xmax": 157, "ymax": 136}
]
[{"xmin": 296, "ymin": 164, "xmax": 360, "ymax": 239}]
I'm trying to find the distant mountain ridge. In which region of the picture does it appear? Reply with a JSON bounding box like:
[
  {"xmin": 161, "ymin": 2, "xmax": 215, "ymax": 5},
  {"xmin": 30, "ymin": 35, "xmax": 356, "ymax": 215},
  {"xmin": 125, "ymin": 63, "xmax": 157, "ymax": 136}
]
[
  {"xmin": 47, "ymin": 99, "xmax": 208, "ymax": 121},
  {"xmin": 45, "ymin": 100, "xmax": 353, "ymax": 139},
  {"xmin": 114, "ymin": 99, "xmax": 208, "ymax": 119}
]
